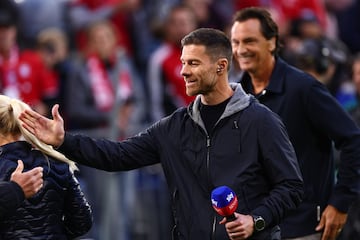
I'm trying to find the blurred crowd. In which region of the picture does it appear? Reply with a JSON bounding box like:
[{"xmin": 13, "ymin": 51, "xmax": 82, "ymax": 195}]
[{"xmin": 1, "ymin": 0, "xmax": 360, "ymax": 239}]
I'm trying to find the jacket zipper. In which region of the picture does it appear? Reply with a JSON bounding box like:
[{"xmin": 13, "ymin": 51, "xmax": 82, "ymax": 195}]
[
  {"xmin": 207, "ymin": 135, "xmax": 217, "ymax": 240},
  {"xmin": 206, "ymin": 134, "xmax": 212, "ymax": 188},
  {"xmin": 209, "ymin": 120, "xmax": 239, "ymax": 239},
  {"xmin": 206, "ymin": 135, "xmax": 212, "ymax": 193}
]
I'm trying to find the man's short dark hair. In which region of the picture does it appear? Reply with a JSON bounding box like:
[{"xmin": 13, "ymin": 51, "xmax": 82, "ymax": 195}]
[{"xmin": 181, "ymin": 28, "xmax": 233, "ymax": 69}]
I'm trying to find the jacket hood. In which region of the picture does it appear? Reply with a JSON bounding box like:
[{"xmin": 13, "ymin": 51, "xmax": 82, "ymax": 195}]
[{"xmin": 189, "ymin": 83, "xmax": 251, "ymax": 127}]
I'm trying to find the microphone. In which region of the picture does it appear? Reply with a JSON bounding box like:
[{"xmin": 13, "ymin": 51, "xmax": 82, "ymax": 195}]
[{"xmin": 211, "ymin": 185, "xmax": 238, "ymax": 222}]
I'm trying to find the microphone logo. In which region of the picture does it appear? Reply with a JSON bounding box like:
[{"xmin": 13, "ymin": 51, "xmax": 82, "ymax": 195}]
[
  {"xmin": 211, "ymin": 186, "xmax": 238, "ymax": 221},
  {"xmin": 226, "ymin": 192, "xmax": 235, "ymax": 202}
]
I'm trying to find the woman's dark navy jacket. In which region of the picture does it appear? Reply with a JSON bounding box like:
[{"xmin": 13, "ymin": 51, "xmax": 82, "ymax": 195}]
[
  {"xmin": 239, "ymin": 57, "xmax": 360, "ymax": 238},
  {"xmin": 57, "ymin": 83, "xmax": 303, "ymax": 240},
  {"xmin": 0, "ymin": 181, "xmax": 25, "ymax": 217},
  {"xmin": 0, "ymin": 141, "xmax": 92, "ymax": 239}
]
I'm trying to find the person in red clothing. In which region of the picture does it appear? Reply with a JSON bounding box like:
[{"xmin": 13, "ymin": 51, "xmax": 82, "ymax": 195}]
[
  {"xmin": 147, "ymin": 4, "xmax": 198, "ymax": 122},
  {"xmin": 0, "ymin": 0, "xmax": 58, "ymax": 117},
  {"xmin": 64, "ymin": 19, "xmax": 147, "ymax": 239},
  {"xmin": 68, "ymin": 0, "xmax": 141, "ymax": 55},
  {"xmin": 35, "ymin": 27, "xmax": 75, "ymax": 123},
  {"xmin": 272, "ymin": 0, "xmax": 327, "ymax": 30},
  {"xmin": 234, "ymin": 0, "xmax": 327, "ymax": 30}
]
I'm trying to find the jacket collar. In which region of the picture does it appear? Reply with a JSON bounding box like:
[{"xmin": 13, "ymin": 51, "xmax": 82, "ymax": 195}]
[
  {"xmin": 188, "ymin": 83, "xmax": 251, "ymax": 126},
  {"xmin": 0, "ymin": 141, "xmax": 31, "ymax": 156},
  {"xmin": 240, "ymin": 57, "xmax": 287, "ymax": 96}
]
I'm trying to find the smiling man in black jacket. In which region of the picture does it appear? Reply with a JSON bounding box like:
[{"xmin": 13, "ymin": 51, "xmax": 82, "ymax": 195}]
[
  {"xmin": 231, "ymin": 7, "xmax": 360, "ymax": 240},
  {"xmin": 20, "ymin": 28, "xmax": 303, "ymax": 240}
]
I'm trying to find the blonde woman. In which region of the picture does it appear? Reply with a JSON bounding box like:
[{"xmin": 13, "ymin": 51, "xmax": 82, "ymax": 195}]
[{"xmin": 0, "ymin": 95, "xmax": 92, "ymax": 239}]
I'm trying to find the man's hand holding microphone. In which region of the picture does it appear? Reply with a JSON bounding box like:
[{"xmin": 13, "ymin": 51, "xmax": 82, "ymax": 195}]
[{"xmin": 211, "ymin": 186, "xmax": 265, "ymax": 240}]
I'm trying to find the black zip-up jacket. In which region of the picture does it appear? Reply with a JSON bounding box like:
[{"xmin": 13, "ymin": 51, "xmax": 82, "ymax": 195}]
[
  {"xmin": 239, "ymin": 58, "xmax": 360, "ymax": 238},
  {"xmin": 58, "ymin": 83, "xmax": 303, "ymax": 239},
  {"xmin": 0, "ymin": 141, "xmax": 93, "ymax": 239}
]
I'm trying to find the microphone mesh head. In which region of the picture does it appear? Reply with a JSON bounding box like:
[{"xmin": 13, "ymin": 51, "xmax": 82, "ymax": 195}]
[{"xmin": 211, "ymin": 186, "xmax": 238, "ymax": 216}]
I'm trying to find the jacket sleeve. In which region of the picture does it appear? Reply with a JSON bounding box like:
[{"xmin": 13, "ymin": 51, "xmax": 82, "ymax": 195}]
[
  {"xmin": 58, "ymin": 124, "xmax": 161, "ymax": 171},
  {"xmin": 0, "ymin": 181, "xmax": 25, "ymax": 220},
  {"xmin": 307, "ymin": 81, "xmax": 360, "ymax": 212},
  {"xmin": 63, "ymin": 173, "xmax": 93, "ymax": 238},
  {"xmin": 252, "ymin": 106, "xmax": 304, "ymax": 227}
]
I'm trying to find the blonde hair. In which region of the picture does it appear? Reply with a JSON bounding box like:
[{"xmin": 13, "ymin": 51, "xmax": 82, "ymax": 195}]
[{"xmin": 0, "ymin": 95, "xmax": 77, "ymax": 172}]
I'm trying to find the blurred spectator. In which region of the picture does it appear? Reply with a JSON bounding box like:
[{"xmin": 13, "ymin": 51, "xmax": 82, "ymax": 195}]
[
  {"xmin": 280, "ymin": 9, "xmax": 324, "ymax": 65},
  {"xmin": 67, "ymin": 0, "xmax": 141, "ymax": 55},
  {"xmin": 35, "ymin": 27, "xmax": 73, "ymax": 120},
  {"xmin": 324, "ymin": 0, "xmax": 354, "ymax": 39},
  {"xmin": 290, "ymin": 9, "xmax": 324, "ymax": 40},
  {"xmin": 325, "ymin": 0, "xmax": 354, "ymax": 11},
  {"xmin": 294, "ymin": 38, "xmax": 335, "ymax": 85},
  {"xmin": 233, "ymin": 0, "xmax": 328, "ymax": 37},
  {"xmin": 0, "ymin": 0, "xmax": 58, "ymax": 117},
  {"xmin": 66, "ymin": 20, "xmax": 145, "ymax": 135},
  {"xmin": 130, "ymin": 0, "xmax": 181, "ymax": 122},
  {"xmin": 144, "ymin": 5, "xmax": 199, "ymax": 239},
  {"xmin": 65, "ymin": 19, "xmax": 146, "ymax": 240},
  {"xmin": 233, "ymin": 0, "xmax": 262, "ymax": 9},
  {"xmin": 16, "ymin": 0, "xmax": 71, "ymax": 49},
  {"xmin": 272, "ymin": 0, "xmax": 328, "ymax": 30},
  {"xmin": 183, "ymin": 0, "xmax": 233, "ymax": 30},
  {"xmin": 293, "ymin": 38, "xmax": 349, "ymax": 90},
  {"xmin": 335, "ymin": 0, "xmax": 360, "ymax": 53},
  {"xmin": 130, "ymin": 0, "xmax": 180, "ymax": 63},
  {"xmin": 147, "ymin": 3, "xmax": 197, "ymax": 122},
  {"xmin": 280, "ymin": 8, "xmax": 350, "ymax": 96}
]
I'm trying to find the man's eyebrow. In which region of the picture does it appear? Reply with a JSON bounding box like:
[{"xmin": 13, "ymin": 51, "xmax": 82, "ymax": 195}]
[{"xmin": 181, "ymin": 58, "xmax": 200, "ymax": 63}]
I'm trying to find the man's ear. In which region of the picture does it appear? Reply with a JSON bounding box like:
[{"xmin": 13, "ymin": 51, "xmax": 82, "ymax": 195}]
[
  {"xmin": 216, "ymin": 58, "xmax": 228, "ymax": 73},
  {"xmin": 269, "ymin": 37, "xmax": 276, "ymax": 53}
]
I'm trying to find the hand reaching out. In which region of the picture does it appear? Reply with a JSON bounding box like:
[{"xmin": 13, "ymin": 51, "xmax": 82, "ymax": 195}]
[
  {"xmin": 10, "ymin": 160, "xmax": 43, "ymax": 198},
  {"xmin": 19, "ymin": 104, "xmax": 65, "ymax": 148}
]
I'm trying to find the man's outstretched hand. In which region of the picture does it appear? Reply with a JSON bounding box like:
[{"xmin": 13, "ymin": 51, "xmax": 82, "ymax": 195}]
[{"xmin": 19, "ymin": 104, "xmax": 65, "ymax": 148}]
